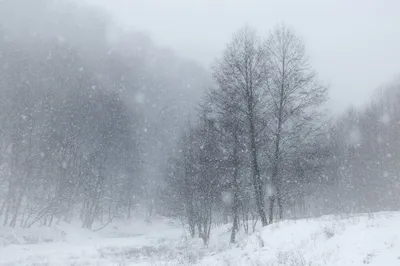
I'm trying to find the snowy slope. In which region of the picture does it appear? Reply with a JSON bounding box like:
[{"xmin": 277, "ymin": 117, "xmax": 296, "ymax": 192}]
[
  {"xmin": 198, "ymin": 212, "xmax": 400, "ymax": 266},
  {"xmin": 1, "ymin": 213, "xmax": 400, "ymax": 265}
]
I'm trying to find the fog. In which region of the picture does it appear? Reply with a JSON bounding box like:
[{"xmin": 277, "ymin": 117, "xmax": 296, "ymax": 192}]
[
  {"xmin": 0, "ymin": 1, "xmax": 400, "ymax": 262},
  {"xmin": 0, "ymin": 0, "xmax": 208, "ymax": 228},
  {"xmin": 88, "ymin": 0, "xmax": 400, "ymax": 112}
]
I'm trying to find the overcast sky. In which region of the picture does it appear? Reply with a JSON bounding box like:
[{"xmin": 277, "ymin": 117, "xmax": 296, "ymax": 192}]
[{"xmin": 86, "ymin": 0, "xmax": 400, "ymax": 113}]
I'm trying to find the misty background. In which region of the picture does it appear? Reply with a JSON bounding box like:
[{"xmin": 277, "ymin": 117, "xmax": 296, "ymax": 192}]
[
  {"xmin": 0, "ymin": 0, "xmax": 399, "ymax": 240},
  {"xmin": 88, "ymin": 0, "xmax": 400, "ymax": 112}
]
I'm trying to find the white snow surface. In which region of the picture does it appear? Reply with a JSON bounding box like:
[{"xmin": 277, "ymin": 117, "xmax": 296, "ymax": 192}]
[{"xmin": 1, "ymin": 212, "xmax": 400, "ymax": 265}]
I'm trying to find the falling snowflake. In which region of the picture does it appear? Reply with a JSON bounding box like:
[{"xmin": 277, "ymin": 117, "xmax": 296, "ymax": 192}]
[
  {"xmin": 265, "ymin": 183, "xmax": 275, "ymax": 197},
  {"xmin": 348, "ymin": 128, "xmax": 361, "ymax": 147},
  {"xmin": 135, "ymin": 92, "xmax": 145, "ymax": 104},
  {"xmin": 222, "ymin": 191, "xmax": 233, "ymax": 205},
  {"xmin": 379, "ymin": 113, "xmax": 390, "ymax": 125}
]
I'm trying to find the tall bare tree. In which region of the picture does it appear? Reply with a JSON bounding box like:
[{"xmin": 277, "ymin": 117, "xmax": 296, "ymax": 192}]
[
  {"xmin": 264, "ymin": 24, "xmax": 327, "ymax": 222},
  {"xmin": 213, "ymin": 26, "xmax": 269, "ymax": 226},
  {"xmin": 208, "ymin": 80, "xmax": 246, "ymax": 242}
]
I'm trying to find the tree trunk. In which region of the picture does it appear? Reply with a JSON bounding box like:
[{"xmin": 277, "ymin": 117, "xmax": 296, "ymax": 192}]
[
  {"xmin": 277, "ymin": 186, "xmax": 283, "ymax": 220},
  {"xmin": 187, "ymin": 201, "xmax": 196, "ymax": 238},
  {"xmin": 268, "ymin": 196, "xmax": 275, "ymax": 223},
  {"xmin": 230, "ymin": 211, "xmax": 238, "ymax": 243},
  {"xmin": 249, "ymin": 119, "xmax": 267, "ymax": 226},
  {"xmin": 231, "ymin": 128, "xmax": 240, "ymax": 243},
  {"xmin": 242, "ymin": 206, "xmax": 249, "ymax": 234}
]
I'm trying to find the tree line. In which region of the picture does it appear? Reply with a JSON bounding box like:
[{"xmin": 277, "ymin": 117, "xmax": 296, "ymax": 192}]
[
  {"xmin": 163, "ymin": 24, "xmax": 400, "ymax": 244},
  {"xmin": 0, "ymin": 0, "xmax": 207, "ymax": 229}
]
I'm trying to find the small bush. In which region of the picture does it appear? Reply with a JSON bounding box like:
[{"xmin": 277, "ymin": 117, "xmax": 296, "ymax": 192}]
[
  {"xmin": 277, "ymin": 251, "xmax": 310, "ymax": 266},
  {"xmin": 323, "ymin": 226, "xmax": 335, "ymax": 239}
]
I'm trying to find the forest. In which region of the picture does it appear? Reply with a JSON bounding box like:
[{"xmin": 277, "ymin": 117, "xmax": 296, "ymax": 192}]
[{"xmin": 0, "ymin": 0, "xmax": 399, "ymax": 249}]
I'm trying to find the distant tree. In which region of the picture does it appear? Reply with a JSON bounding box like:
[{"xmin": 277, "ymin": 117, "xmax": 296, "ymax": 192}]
[
  {"xmin": 165, "ymin": 123, "xmax": 198, "ymax": 237},
  {"xmin": 0, "ymin": 0, "xmax": 208, "ymax": 229}
]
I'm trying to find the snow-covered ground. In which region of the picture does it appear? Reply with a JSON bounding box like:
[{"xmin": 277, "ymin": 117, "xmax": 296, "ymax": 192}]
[
  {"xmin": 1, "ymin": 212, "xmax": 400, "ymax": 265},
  {"xmin": 199, "ymin": 212, "xmax": 400, "ymax": 266},
  {"xmin": 0, "ymin": 216, "xmax": 193, "ymax": 265}
]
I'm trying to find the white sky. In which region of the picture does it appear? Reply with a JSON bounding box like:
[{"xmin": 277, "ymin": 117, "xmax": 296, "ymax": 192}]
[{"xmin": 87, "ymin": 0, "xmax": 400, "ymax": 113}]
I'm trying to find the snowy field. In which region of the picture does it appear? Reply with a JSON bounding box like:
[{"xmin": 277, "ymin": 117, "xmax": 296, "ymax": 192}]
[{"xmin": 1, "ymin": 212, "xmax": 400, "ymax": 265}]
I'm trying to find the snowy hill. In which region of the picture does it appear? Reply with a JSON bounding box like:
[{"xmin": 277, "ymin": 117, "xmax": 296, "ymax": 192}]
[
  {"xmin": 199, "ymin": 212, "xmax": 400, "ymax": 266},
  {"xmin": 1, "ymin": 212, "xmax": 400, "ymax": 265}
]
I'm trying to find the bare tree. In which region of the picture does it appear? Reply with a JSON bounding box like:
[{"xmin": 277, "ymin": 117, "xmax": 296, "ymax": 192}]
[
  {"xmin": 264, "ymin": 24, "xmax": 327, "ymax": 222},
  {"xmin": 213, "ymin": 26, "xmax": 269, "ymax": 226},
  {"xmin": 208, "ymin": 87, "xmax": 244, "ymax": 242}
]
